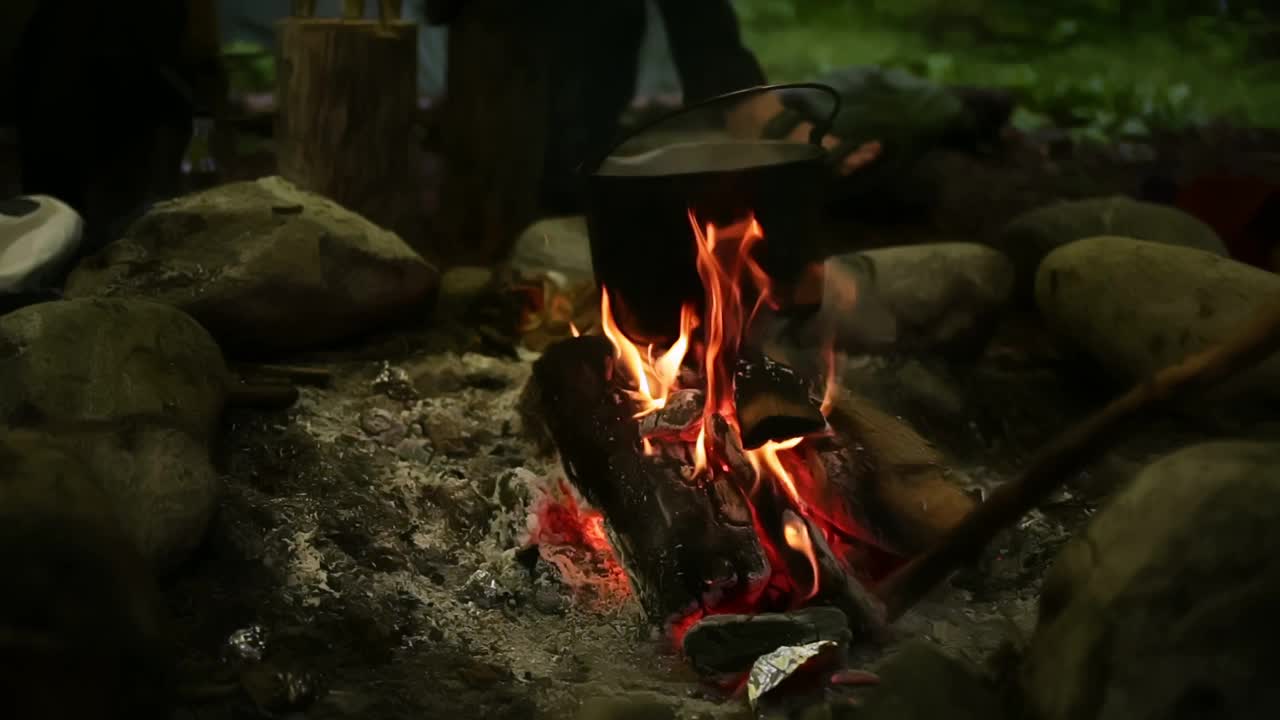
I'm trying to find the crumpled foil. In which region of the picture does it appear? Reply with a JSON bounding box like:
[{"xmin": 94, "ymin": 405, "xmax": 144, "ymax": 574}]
[
  {"xmin": 461, "ymin": 568, "xmax": 507, "ymax": 608},
  {"xmin": 747, "ymin": 640, "xmax": 840, "ymax": 709},
  {"xmin": 371, "ymin": 362, "xmax": 416, "ymax": 401},
  {"xmin": 224, "ymin": 625, "xmax": 268, "ymax": 664}
]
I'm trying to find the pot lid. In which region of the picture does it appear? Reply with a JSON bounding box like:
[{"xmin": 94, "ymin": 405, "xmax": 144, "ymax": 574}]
[
  {"xmin": 597, "ymin": 139, "xmax": 825, "ymax": 178},
  {"xmin": 588, "ymin": 83, "xmax": 839, "ymax": 178}
]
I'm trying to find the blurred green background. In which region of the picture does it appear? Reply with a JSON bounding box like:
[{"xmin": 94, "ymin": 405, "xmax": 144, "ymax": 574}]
[
  {"xmin": 734, "ymin": 0, "xmax": 1279, "ymax": 138},
  {"xmin": 218, "ymin": 0, "xmax": 1279, "ymax": 140}
]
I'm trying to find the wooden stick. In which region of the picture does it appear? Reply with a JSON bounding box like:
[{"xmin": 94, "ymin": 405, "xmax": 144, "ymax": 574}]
[
  {"xmin": 234, "ymin": 363, "xmax": 333, "ymax": 387},
  {"xmin": 874, "ymin": 297, "xmax": 1280, "ymax": 621},
  {"xmin": 226, "ymin": 383, "xmax": 300, "ymax": 410}
]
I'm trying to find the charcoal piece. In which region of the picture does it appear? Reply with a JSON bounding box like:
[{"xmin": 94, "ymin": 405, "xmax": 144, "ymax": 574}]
[
  {"xmin": 681, "ymin": 606, "xmax": 852, "ymax": 675},
  {"xmin": 734, "ymin": 349, "xmax": 826, "ymax": 449},
  {"xmin": 637, "ymin": 388, "xmax": 704, "ymax": 437}
]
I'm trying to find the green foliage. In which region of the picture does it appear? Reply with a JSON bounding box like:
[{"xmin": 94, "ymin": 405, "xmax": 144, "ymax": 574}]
[
  {"xmin": 735, "ymin": 0, "xmax": 1280, "ymax": 138},
  {"xmin": 221, "ymin": 41, "xmax": 275, "ymax": 95}
]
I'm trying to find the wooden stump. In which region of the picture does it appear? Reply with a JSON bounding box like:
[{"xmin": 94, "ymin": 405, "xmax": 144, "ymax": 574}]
[
  {"xmin": 275, "ymin": 19, "xmax": 417, "ymax": 236},
  {"xmin": 433, "ymin": 0, "xmax": 550, "ymax": 266}
]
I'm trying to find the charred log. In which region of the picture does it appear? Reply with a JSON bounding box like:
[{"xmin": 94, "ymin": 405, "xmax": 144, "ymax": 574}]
[
  {"xmin": 742, "ymin": 473, "xmax": 884, "ymax": 638},
  {"xmin": 530, "ymin": 336, "xmax": 770, "ymax": 625},
  {"xmin": 733, "ymin": 349, "xmax": 826, "ymax": 449}
]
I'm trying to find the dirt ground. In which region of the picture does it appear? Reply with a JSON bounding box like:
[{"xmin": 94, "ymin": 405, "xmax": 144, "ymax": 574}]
[
  {"xmin": 149, "ymin": 124, "xmax": 1280, "ymax": 719},
  {"xmin": 161, "ymin": 309, "xmax": 1234, "ymax": 719}
]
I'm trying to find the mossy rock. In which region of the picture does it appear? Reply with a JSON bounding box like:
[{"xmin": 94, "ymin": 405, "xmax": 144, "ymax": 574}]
[
  {"xmin": 849, "ymin": 640, "xmax": 1003, "ymax": 720},
  {"xmin": 0, "ymin": 422, "xmax": 218, "ymax": 573},
  {"xmin": 0, "ymin": 298, "xmax": 228, "ymax": 440},
  {"xmin": 65, "ymin": 176, "xmax": 439, "ymax": 352},
  {"xmin": 1035, "ymin": 236, "xmax": 1280, "ymax": 400},
  {"xmin": 995, "ymin": 196, "xmax": 1227, "ymax": 303},
  {"xmin": 0, "ymin": 430, "xmax": 173, "ymax": 717},
  {"xmin": 1019, "ymin": 442, "xmax": 1280, "ymax": 720}
]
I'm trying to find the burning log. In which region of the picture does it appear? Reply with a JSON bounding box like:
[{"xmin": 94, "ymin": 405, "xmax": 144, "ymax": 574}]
[
  {"xmin": 733, "ymin": 349, "xmax": 826, "ymax": 450},
  {"xmin": 637, "ymin": 388, "xmax": 704, "ymax": 439},
  {"xmin": 531, "ymin": 336, "xmax": 770, "ymax": 625}
]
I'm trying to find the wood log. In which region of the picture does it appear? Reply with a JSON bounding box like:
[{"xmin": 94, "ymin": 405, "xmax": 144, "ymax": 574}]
[
  {"xmin": 531, "ymin": 336, "xmax": 770, "ymax": 625},
  {"xmin": 433, "ymin": 0, "xmax": 550, "ymax": 265},
  {"xmin": 733, "ymin": 349, "xmax": 826, "ymax": 449},
  {"xmin": 275, "ymin": 18, "xmax": 417, "ymax": 238},
  {"xmin": 823, "ymin": 390, "xmax": 976, "ymax": 557},
  {"xmin": 233, "ymin": 363, "xmax": 332, "ymax": 387},
  {"xmin": 225, "ymin": 382, "xmax": 300, "ymax": 410}
]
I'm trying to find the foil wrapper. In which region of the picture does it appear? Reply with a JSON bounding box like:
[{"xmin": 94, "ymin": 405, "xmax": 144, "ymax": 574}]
[
  {"xmin": 225, "ymin": 625, "xmax": 268, "ymax": 664},
  {"xmin": 747, "ymin": 640, "xmax": 840, "ymax": 710},
  {"xmin": 461, "ymin": 568, "xmax": 508, "ymax": 608}
]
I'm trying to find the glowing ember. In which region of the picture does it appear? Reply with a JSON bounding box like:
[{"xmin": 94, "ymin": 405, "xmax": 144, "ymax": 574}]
[
  {"xmin": 527, "ymin": 479, "xmax": 630, "ymax": 603},
  {"xmin": 595, "ymin": 209, "xmax": 882, "ymax": 626}
]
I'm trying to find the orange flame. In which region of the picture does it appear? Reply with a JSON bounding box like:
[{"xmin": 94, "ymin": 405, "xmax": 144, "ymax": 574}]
[
  {"xmin": 600, "ymin": 287, "xmax": 698, "ymax": 418},
  {"xmin": 820, "ymin": 343, "xmax": 839, "ymax": 417},
  {"xmin": 782, "ymin": 511, "xmax": 820, "ymax": 601},
  {"xmin": 596, "ymin": 210, "xmax": 855, "ymax": 609}
]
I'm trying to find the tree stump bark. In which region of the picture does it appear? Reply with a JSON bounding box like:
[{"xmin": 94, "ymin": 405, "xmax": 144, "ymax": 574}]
[
  {"xmin": 433, "ymin": 0, "xmax": 550, "ymax": 266},
  {"xmin": 275, "ymin": 18, "xmax": 417, "ymax": 237}
]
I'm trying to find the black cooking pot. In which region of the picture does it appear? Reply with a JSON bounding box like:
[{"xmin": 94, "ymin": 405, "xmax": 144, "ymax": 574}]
[{"xmin": 585, "ymin": 83, "xmax": 840, "ymax": 345}]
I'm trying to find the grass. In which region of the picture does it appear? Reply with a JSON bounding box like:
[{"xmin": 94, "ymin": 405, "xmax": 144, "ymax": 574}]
[{"xmin": 738, "ymin": 3, "xmax": 1280, "ymax": 136}]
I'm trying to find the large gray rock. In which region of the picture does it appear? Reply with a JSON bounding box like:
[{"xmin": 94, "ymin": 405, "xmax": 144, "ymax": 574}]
[
  {"xmin": 70, "ymin": 423, "xmax": 219, "ymax": 571},
  {"xmin": 509, "ymin": 216, "xmax": 593, "ymax": 283},
  {"xmin": 821, "ymin": 243, "xmax": 1014, "ymax": 355},
  {"xmin": 64, "ymin": 176, "xmax": 439, "ymax": 352},
  {"xmin": 1036, "ymin": 237, "xmax": 1280, "ymax": 399},
  {"xmin": 1, "ymin": 422, "xmax": 219, "ymax": 573},
  {"xmin": 0, "ymin": 428, "xmax": 121, "ymax": 530},
  {"xmin": 846, "ymin": 640, "xmax": 1003, "ymax": 720},
  {"xmin": 0, "ymin": 298, "xmax": 228, "ymax": 440},
  {"xmin": 0, "ymin": 299, "xmax": 224, "ymax": 570},
  {"xmin": 996, "ymin": 197, "xmax": 1227, "ymax": 302},
  {"xmin": 1019, "ymin": 441, "xmax": 1280, "ymax": 720},
  {"xmin": 0, "ymin": 430, "xmax": 174, "ymax": 717}
]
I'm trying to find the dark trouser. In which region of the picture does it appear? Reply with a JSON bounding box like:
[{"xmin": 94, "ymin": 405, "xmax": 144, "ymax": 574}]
[
  {"xmin": 538, "ymin": 0, "xmax": 648, "ymax": 215},
  {"xmin": 14, "ymin": 1, "xmax": 194, "ymax": 254}
]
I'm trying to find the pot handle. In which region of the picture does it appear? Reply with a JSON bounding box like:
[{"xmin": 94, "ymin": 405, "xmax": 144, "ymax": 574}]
[{"xmin": 583, "ymin": 82, "xmax": 842, "ymax": 175}]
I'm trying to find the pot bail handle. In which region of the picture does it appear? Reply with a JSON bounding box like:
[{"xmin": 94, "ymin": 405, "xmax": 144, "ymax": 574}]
[
  {"xmin": 583, "ymin": 82, "xmax": 843, "ymax": 175},
  {"xmin": 756, "ymin": 83, "xmax": 842, "ymax": 146}
]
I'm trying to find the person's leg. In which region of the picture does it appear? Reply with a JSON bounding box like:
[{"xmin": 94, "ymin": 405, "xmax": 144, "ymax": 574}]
[
  {"xmin": 539, "ymin": 0, "xmax": 648, "ymax": 214},
  {"xmin": 15, "ymin": 0, "xmax": 193, "ymax": 253}
]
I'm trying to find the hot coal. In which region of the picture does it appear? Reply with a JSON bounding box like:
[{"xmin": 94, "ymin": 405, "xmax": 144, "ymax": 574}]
[
  {"xmin": 681, "ymin": 606, "xmax": 852, "ymax": 675},
  {"xmin": 637, "ymin": 388, "xmax": 704, "ymax": 438}
]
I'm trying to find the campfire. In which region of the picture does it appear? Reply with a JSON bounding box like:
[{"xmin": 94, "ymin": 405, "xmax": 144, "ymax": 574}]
[{"xmin": 525, "ymin": 209, "xmax": 973, "ymax": 647}]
